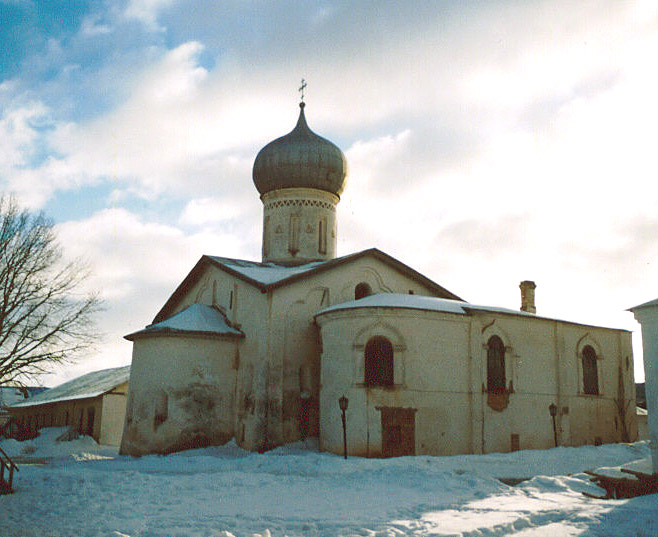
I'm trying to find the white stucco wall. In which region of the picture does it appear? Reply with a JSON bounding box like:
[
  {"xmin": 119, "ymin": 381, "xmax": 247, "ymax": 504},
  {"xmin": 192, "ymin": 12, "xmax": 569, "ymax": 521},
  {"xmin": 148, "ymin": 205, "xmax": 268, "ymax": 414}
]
[
  {"xmin": 120, "ymin": 335, "xmax": 240, "ymax": 455},
  {"xmin": 471, "ymin": 312, "xmax": 635, "ymax": 452},
  {"xmin": 632, "ymin": 302, "xmax": 658, "ymax": 473},
  {"xmin": 164, "ymin": 252, "xmax": 455, "ymax": 450},
  {"xmin": 124, "ymin": 246, "xmax": 634, "ymax": 458},
  {"xmin": 99, "ymin": 382, "xmax": 128, "ymax": 446},
  {"xmin": 267, "ymin": 255, "xmax": 456, "ymax": 446},
  {"xmin": 317, "ymin": 305, "xmax": 635, "ymax": 457},
  {"xmin": 261, "ymin": 188, "xmax": 339, "ymax": 265},
  {"xmin": 637, "ymin": 408, "xmax": 649, "ymax": 441},
  {"xmin": 154, "ymin": 265, "xmax": 274, "ymax": 451},
  {"xmin": 317, "ymin": 308, "xmax": 472, "ymax": 456}
]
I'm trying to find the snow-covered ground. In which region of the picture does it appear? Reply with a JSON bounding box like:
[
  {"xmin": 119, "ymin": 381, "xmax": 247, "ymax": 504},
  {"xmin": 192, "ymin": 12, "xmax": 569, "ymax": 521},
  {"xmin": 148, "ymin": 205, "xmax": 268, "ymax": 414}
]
[{"xmin": 1, "ymin": 428, "xmax": 656, "ymax": 537}]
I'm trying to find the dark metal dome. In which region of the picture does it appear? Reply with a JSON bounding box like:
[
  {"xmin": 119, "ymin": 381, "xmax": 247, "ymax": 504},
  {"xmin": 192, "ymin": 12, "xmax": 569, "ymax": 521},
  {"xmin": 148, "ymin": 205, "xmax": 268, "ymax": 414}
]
[{"xmin": 252, "ymin": 103, "xmax": 347, "ymax": 197}]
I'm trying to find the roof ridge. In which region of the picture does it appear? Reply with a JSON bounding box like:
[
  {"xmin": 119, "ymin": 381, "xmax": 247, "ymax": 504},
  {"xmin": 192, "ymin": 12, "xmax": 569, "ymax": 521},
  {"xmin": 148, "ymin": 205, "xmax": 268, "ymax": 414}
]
[{"xmin": 151, "ymin": 248, "xmax": 460, "ymax": 324}]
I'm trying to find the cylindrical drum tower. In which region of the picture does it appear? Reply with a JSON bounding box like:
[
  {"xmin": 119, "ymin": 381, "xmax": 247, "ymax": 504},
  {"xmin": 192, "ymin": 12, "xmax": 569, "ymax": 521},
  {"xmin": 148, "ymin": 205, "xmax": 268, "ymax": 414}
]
[{"xmin": 253, "ymin": 102, "xmax": 347, "ymax": 265}]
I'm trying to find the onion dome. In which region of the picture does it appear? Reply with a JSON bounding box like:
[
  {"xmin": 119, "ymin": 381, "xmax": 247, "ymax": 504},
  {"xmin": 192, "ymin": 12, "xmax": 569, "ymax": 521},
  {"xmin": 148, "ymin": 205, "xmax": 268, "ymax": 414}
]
[{"xmin": 253, "ymin": 103, "xmax": 347, "ymax": 197}]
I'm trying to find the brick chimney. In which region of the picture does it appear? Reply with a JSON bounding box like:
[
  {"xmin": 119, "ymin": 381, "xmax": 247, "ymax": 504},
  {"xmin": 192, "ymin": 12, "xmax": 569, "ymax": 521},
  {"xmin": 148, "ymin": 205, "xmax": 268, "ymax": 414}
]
[{"xmin": 520, "ymin": 280, "xmax": 536, "ymax": 313}]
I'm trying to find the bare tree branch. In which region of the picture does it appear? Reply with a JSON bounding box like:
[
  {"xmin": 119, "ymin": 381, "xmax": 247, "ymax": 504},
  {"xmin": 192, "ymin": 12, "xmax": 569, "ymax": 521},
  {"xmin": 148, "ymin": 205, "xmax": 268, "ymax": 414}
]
[{"xmin": 0, "ymin": 196, "xmax": 102, "ymax": 385}]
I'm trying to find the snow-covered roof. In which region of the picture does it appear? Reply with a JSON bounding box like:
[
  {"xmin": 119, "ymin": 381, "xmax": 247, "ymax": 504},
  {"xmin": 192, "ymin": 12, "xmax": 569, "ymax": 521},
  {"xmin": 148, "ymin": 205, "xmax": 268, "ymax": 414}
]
[
  {"xmin": 0, "ymin": 386, "xmax": 48, "ymax": 408},
  {"xmin": 316, "ymin": 293, "xmax": 534, "ymax": 317},
  {"xmin": 0, "ymin": 387, "xmax": 25, "ymax": 408},
  {"xmin": 152, "ymin": 249, "xmax": 462, "ymax": 324},
  {"xmin": 126, "ymin": 303, "xmax": 244, "ymax": 341},
  {"xmin": 11, "ymin": 366, "xmax": 130, "ymax": 408},
  {"xmin": 316, "ymin": 293, "xmax": 627, "ymax": 330},
  {"xmin": 207, "ymin": 256, "xmax": 326, "ymax": 286},
  {"xmin": 204, "ymin": 248, "xmax": 459, "ymax": 291}
]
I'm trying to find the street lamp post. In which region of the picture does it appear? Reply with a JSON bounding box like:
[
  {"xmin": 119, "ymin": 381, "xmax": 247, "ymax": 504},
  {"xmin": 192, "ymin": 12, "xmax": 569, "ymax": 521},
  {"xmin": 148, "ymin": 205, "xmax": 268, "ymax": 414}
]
[
  {"xmin": 549, "ymin": 403, "xmax": 558, "ymax": 447},
  {"xmin": 338, "ymin": 395, "xmax": 348, "ymax": 460}
]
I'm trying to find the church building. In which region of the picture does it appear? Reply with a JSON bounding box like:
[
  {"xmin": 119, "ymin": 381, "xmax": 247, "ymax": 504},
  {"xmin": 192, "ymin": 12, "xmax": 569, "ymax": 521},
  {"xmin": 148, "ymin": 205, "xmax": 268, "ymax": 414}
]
[{"xmin": 120, "ymin": 100, "xmax": 637, "ymax": 457}]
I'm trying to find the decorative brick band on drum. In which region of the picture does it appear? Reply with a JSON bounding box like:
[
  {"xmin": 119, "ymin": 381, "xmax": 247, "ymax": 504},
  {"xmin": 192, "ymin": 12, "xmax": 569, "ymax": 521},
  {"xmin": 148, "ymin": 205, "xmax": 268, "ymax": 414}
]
[{"xmin": 264, "ymin": 198, "xmax": 337, "ymax": 212}]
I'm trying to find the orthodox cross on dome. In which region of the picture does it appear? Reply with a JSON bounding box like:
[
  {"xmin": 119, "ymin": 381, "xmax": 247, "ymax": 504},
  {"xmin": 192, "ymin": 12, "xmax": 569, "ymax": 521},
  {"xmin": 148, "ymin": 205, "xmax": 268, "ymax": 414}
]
[{"xmin": 299, "ymin": 78, "xmax": 307, "ymax": 103}]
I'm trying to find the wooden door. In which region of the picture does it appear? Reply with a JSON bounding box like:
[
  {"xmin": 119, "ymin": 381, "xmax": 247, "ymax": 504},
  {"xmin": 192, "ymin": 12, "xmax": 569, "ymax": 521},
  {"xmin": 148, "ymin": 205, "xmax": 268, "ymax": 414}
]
[{"xmin": 381, "ymin": 407, "xmax": 415, "ymax": 457}]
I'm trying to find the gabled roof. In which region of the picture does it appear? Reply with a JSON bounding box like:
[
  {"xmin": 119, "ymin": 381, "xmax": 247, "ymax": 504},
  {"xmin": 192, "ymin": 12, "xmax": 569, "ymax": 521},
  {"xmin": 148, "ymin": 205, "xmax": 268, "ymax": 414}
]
[
  {"xmin": 11, "ymin": 366, "xmax": 130, "ymax": 408},
  {"xmin": 153, "ymin": 248, "xmax": 462, "ymax": 323},
  {"xmin": 629, "ymin": 297, "xmax": 658, "ymax": 311},
  {"xmin": 126, "ymin": 303, "xmax": 244, "ymax": 341}
]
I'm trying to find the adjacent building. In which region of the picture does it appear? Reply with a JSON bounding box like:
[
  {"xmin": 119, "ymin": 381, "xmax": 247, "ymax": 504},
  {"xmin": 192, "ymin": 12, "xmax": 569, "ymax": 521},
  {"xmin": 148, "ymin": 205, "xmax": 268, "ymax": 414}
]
[
  {"xmin": 9, "ymin": 366, "xmax": 130, "ymax": 446},
  {"xmin": 631, "ymin": 299, "xmax": 658, "ymax": 473},
  {"xmin": 0, "ymin": 386, "xmax": 47, "ymax": 436}
]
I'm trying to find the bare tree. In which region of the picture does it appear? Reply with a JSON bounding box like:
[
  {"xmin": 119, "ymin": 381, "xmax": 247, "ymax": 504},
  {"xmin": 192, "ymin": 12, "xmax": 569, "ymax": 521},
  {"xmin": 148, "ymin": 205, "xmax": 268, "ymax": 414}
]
[{"xmin": 0, "ymin": 196, "xmax": 101, "ymax": 385}]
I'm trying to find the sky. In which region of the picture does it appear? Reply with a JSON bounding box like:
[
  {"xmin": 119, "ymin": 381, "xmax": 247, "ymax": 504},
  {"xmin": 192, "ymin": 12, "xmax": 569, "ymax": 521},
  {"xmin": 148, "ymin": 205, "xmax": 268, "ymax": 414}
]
[{"xmin": 1, "ymin": 0, "xmax": 657, "ymax": 385}]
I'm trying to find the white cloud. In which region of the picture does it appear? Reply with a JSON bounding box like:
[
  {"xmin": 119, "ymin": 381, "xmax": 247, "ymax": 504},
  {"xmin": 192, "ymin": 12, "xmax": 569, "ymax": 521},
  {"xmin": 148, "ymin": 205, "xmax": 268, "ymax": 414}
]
[
  {"xmin": 56, "ymin": 208, "xmax": 191, "ymax": 296},
  {"xmin": 34, "ymin": 42, "xmax": 278, "ymax": 202},
  {"xmin": 45, "ymin": 206, "xmax": 260, "ymax": 384},
  {"xmin": 55, "ymin": 206, "xmax": 259, "ymax": 305},
  {"xmin": 179, "ymin": 197, "xmax": 247, "ymax": 227},
  {"xmin": 0, "ymin": 102, "xmax": 72, "ymax": 208},
  {"xmin": 5, "ymin": 0, "xmax": 657, "ymax": 384},
  {"xmin": 123, "ymin": 0, "xmax": 176, "ymax": 30},
  {"xmin": 132, "ymin": 41, "xmax": 208, "ymax": 104},
  {"xmin": 345, "ymin": 130, "xmax": 412, "ymax": 192},
  {"xmin": 80, "ymin": 14, "xmax": 113, "ymax": 37},
  {"xmin": 0, "ymin": 102, "xmax": 49, "ymax": 169}
]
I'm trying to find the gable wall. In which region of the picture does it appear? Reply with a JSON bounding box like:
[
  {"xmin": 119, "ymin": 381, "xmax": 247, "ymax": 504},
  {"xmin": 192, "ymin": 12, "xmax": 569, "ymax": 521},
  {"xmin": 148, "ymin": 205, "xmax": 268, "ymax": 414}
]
[
  {"xmin": 123, "ymin": 264, "xmax": 272, "ymax": 453},
  {"xmin": 177, "ymin": 266, "xmax": 273, "ymax": 450},
  {"xmin": 269, "ymin": 255, "xmax": 451, "ymax": 446}
]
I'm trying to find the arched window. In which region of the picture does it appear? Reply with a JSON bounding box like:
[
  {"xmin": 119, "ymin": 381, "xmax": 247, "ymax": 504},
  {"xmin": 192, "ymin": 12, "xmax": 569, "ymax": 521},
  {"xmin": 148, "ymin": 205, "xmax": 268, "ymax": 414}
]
[
  {"xmin": 582, "ymin": 345, "xmax": 599, "ymax": 395},
  {"xmin": 364, "ymin": 336, "xmax": 394, "ymax": 386},
  {"xmin": 355, "ymin": 282, "xmax": 372, "ymax": 300},
  {"xmin": 487, "ymin": 335, "xmax": 506, "ymax": 393}
]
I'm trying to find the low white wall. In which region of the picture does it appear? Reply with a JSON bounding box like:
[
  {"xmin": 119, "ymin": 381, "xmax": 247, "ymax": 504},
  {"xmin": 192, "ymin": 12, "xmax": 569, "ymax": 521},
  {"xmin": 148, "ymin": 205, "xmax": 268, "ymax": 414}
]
[{"xmin": 100, "ymin": 385, "xmax": 128, "ymax": 446}]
